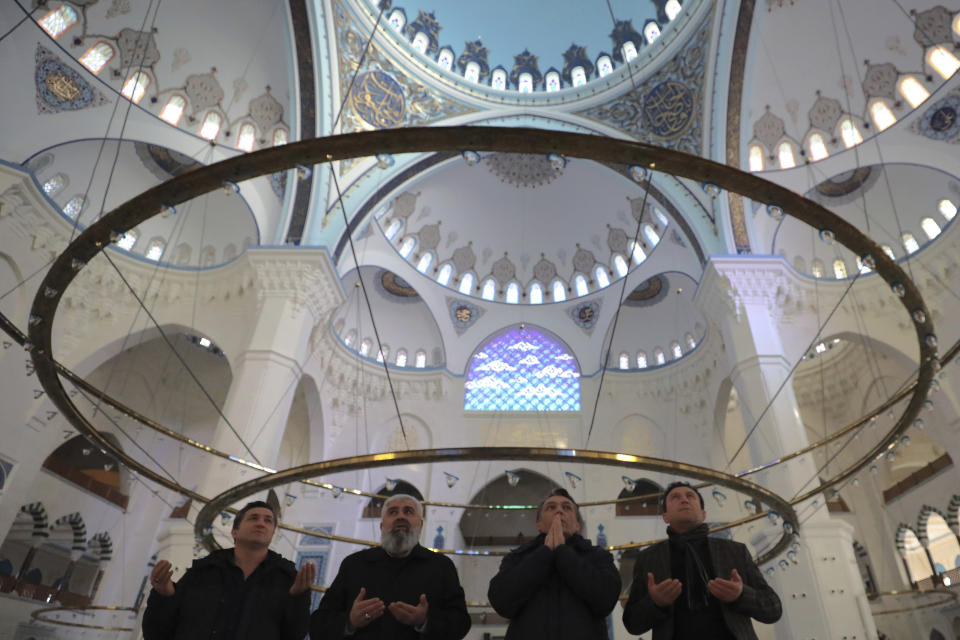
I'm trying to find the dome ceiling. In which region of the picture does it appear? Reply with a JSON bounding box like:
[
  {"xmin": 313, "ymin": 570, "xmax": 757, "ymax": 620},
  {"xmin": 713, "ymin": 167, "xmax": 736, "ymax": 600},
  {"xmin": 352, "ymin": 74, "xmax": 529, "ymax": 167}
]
[{"xmin": 374, "ymin": 153, "xmax": 703, "ymax": 304}]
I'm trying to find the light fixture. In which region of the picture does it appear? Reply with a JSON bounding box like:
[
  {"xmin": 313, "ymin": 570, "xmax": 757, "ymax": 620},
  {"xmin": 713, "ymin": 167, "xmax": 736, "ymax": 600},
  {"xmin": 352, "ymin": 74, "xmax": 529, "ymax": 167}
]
[
  {"xmin": 621, "ymin": 476, "xmax": 636, "ymax": 492},
  {"xmin": 444, "ymin": 472, "xmax": 459, "ymax": 488},
  {"xmin": 506, "ymin": 470, "xmax": 520, "ymax": 487},
  {"xmin": 284, "ymin": 492, "xmax": 297, "ymax": 507},
  {"xmin": 565, "ymin": 471, "xmax": 582, "ymax": 489},
  {"xmin": 711, "ymin": 489, "xmax": 727, "ymax": 507},
  {"xmin": 384, "ymin": 478, "xmax": 397, "ymax": 491}
]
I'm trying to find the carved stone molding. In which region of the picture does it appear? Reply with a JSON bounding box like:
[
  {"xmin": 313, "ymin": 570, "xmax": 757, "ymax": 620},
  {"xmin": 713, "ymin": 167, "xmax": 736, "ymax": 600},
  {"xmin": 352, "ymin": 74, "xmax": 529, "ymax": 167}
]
[{"xmin": 247, "ymin": 249, "xmax": 344, "ymax": 322}]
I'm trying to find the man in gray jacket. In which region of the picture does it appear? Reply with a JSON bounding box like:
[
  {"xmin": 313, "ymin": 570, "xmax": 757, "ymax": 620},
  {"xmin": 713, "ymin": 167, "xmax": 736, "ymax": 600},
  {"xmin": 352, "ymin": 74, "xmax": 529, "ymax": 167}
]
[{"xmin": 622, "ymin": 482, "xmax": 781, "ymax": 640}]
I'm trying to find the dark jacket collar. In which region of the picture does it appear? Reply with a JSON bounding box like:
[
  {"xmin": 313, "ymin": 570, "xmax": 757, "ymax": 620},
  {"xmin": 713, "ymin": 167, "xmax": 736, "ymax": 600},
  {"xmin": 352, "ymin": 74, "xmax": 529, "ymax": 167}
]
[
  {"xmin": 194, "ymin": 548, "xmax": 294, "ymax": 577},
  {"xmin": 514, "ymin": 532, "xmax": 593, "ymax": 554},
  {"xmin": 361, "ymin": 543, "xmax": 434, "ymax": 563}
]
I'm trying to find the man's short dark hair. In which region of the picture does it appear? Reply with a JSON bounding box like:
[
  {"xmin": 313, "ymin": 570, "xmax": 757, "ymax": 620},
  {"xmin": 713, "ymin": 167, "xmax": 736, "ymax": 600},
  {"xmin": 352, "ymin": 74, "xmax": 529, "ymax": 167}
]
[
  {"xmin": 233, "ymin": 501, "xmax": 278, "ymax": 530},
  {"xmin": 659, "ymin": 482, "xmax": 705, "ymax": 513},
  {"xmin": 536, "ymin": 488, "xmax": 585, "ymax": 528}
]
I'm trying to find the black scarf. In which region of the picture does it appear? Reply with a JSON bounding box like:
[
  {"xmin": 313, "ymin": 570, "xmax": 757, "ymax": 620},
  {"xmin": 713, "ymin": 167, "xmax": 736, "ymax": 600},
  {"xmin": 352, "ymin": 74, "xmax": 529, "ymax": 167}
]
[{"xmin": 667, "ymin": 524, "xmax": 712, "ymax": 611}]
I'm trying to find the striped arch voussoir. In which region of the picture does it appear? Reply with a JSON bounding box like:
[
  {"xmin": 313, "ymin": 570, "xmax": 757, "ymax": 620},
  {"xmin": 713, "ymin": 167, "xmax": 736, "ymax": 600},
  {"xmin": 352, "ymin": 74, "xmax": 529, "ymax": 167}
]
[
  {"xmin": 53, "ymin": 512, "xmax": 88, "ymax": 552},
  {"xmin": 19, "ymin": 502, "xmax": 49, "ymax": 538}
]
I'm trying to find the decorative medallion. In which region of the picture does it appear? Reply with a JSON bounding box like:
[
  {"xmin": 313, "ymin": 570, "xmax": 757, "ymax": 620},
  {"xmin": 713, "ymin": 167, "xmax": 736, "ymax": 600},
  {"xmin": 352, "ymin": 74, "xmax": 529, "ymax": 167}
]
[
  {"xmin": 350, "ymin": 70, "xmax": 405, "ymax": 129},
  {"xmin": 862, "ymin": 63, "xmax": 897, "ymax": 100},
  {"xmin": 135, "ymin": 143, "xmax": 202, "ymax": 180},
  {"xmin": 484, "ymin": 153, "xmax": 562, "ymax": 189},
  {"xmin": 912, "ymin": 6, "xmax": 954, "ymax": 46},
  {"xmin": 271, "ymin": 171, "xmax": 287, "ymax": 200},
  {"xmin": 116, "ymin": 28, "xmax": 160, "ymax": 69},
  {"xmin": 185, "ymin": 72, "xmax": 224, "ymax": 112},
  {"xmin": 641, "ymin": 81, "xmax": 695, "ymax": 139},
  {"xmin": 808, "ymin": 93, "xmax": 843, "ymax": 132},
  {"xmin": 448, "ymin": 298, "xmax": 482, "ymax": 334},
  {"xmin": 417, "ymin": 222, "xmax": 441, "ymax": 253},
  {"xmin": 249, "ymin": 89, "xmax": 284, "ymax": 132},
  {"xmin": 752, "ymin": 107, "xmax": 785, "ymax": 152},
  {"xmin": 491, "ymin": 253, "xmax": 516, "ymax": 285},
  {"xmin": 35, "ymin": 46, "xmax": 108, "ymax": 114},
  {"xmin": 570, "ymin": 301, "xmax": 601, "ymax": 332},
  {"xmin": 607, "ymin": 226, "xmax": 629, "ymax": 254},
  {"xmin": 915, "ymin": 93, "xmax": 960, "ymax": 143},
  {"xmin": 106, "ymin": 0, "xmax": 131, "ymax": 19},
  {"xmin": 624, "ymin": 275, "xmax": 667, "ymax": 307},
  {"xmin": 813, "ymin": 168, "xmax": 877, "ymax": 199},
  {"xmin": 377, "ymin": 270, "xmax": 420, "ymax": 300},
  {"xmin": 451, "ymin": 242, "xmax": 476, "ymax": 274}
]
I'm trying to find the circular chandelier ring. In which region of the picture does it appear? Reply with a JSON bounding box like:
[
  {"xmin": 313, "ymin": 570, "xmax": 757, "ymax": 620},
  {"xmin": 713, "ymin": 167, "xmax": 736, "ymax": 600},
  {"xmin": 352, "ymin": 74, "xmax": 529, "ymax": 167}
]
[
  {"xmin": 867, "ymin": 588, "xmax": 957, "ymax": 615},
  {"xmin": 30, "ymin": 605, "xmax": 138, "ymax": 631},
  {"xmin": 21, "ymin": 126, "xmax": 937, "ymax": 561}
]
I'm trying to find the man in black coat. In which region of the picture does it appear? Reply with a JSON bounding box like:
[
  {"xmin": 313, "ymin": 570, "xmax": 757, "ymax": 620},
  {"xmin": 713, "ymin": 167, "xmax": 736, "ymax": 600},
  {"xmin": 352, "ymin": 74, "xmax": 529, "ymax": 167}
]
[
  {"xmin": 622, "ymin": 482, "xmax": 782, "ymax": 640},
  {"xmin": 310, "ymin": 494, "xmax": 470, "ymax": 639},
  {"xmin": 143, "ymin": 500, "xmax": 314, "ymax": 640},
  {"xmin": 488, "ymin": 488, "xmax": 621, "ymax": 640}
]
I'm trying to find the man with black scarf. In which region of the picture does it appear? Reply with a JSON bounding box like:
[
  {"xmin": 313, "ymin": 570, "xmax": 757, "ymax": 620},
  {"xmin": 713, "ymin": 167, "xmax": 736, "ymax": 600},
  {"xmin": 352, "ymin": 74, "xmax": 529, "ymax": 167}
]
[{"xmin": 622, "ymin": 482, "xmax": 781, "ymax": 640}]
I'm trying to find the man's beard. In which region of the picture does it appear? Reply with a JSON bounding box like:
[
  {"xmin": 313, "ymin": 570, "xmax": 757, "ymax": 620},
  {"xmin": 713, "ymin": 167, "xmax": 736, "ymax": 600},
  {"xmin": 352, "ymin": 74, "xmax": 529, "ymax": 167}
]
[{"xmin": 381, "ymin": 524, "xmax": 421, "ymax": 557}]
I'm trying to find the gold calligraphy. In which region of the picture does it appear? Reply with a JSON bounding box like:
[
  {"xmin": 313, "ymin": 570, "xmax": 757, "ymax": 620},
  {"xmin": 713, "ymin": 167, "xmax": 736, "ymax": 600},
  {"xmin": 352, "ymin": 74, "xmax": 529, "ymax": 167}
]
[
  {"xmin": 642, "ymin": 81, "xmax": 694, "ymax": 139},
  {"xmin": 45, "ymin": 72, "xmax": 82, "ymax": 102}
]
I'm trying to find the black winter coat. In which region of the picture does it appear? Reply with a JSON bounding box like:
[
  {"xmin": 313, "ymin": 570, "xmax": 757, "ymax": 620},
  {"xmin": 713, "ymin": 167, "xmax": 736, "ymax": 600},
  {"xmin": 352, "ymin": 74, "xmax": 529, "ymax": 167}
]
[
  {"xmin": 488, "ymin": 533, "xmax": 621, "ymax": 640},
  {"xmin": 142, "ymin": 548, "xmax": 310, "ymax": 640},
  {"xmin": 310, "ymin": 544, "xmax": 470, "ymax": 640}
]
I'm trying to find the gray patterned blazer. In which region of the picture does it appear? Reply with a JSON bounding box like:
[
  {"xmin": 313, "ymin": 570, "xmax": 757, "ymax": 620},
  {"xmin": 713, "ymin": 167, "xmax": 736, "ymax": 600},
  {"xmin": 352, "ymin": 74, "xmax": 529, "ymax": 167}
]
[{"xmin": 622, "ymin": 538, "xmax": 782, "ymax": 640}]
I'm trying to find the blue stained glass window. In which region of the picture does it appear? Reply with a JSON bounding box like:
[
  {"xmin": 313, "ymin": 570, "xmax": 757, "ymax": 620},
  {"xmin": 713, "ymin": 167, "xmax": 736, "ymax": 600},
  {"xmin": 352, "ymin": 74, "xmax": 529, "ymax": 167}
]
[{"xmin": 464, "ymin": 326, "xmax": 581, "ymax": 411}]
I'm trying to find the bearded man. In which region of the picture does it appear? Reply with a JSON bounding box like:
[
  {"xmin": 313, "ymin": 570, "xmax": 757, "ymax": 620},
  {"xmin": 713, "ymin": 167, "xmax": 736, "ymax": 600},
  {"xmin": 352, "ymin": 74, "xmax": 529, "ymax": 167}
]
[{"xmin": 310, "ymin": 494, "xmax": 471, "ymax": 639}]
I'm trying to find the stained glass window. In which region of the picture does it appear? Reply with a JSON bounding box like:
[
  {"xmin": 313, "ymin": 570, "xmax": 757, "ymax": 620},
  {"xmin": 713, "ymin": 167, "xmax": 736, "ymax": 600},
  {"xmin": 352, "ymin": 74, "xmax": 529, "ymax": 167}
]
[
  {"xmin": 618, "ymin": 353, "xmax": 630, "ymax": 370},
  {"xmin": 437, "ymin": 48, "xmax": 454, "ymax": 71},
  {"xmin": 360, "ymin": 339, "xmax": 372, "ymax": 357},
  {"xmin": 921, "ymin": 217, "xmax": 941, "ymax": 240},
  {"xmin": 642, "ymin": 223, "xmax": 660, "ymax": 245},
  {"xmin": 808, "ymin": 133, "xmax": 829, "ymax": 161},
  {"xmin": 902, "ymin": 233, "xmax": 919, "ymax": 254},
  {"xmin": 881, "ymin": 245, "xmax": 896, "ymax": 260},
  {"xmin": 622, "ymin": 41, "xmax": 638, "ymax": 62},
  {"xmin": 464, "ymin": 326, "xmax": 581, "ymax": 411},
  {"xmin": 417, "ymin": 252, "xmax": 433, "ymax": 273},
  {"xmin": 199, "ymin": 111, "xmax": 222, "ymax": 140},
  {"xmin": 665, "ymin": 0, "xmax": 682, "ymax": 20},
  {"xmin": 160, "ymin": 95, "xmax": 186, "ymax": 125},
  {"xmin": 629, "ymin": 240, "xmax": 646, "ymax": 264},
  {"xmin": 636, "ymin": 351, "xmax": 647, "ymax": 368},
  {"xmin": 145, "ymin": 238, "xmax": 165, "ymax": 261},
  {"xmin": 518, "ymin": 73, "xmax": 533, "ymax": 93},
  {"xmin": 654, "ymin": 348, "xmax": 665, "ymax": 365},
  {"xmin": 505, "ymin": 282, "xmax": 520, "ymax": 304},
  {"xmin": 940, "ymin": 199, "xmax": 957, "ymax": 221},
  {"xmin": 122, "ymin": 71, "xmax": 151, "ymax": 103},
  {"xmin": 116, "ymin": 230, "xmax": 138, "ymax": 251},
  {"xmin": 436, "ymin": 263, "xmax": 453, "ymax": 285},
  {"xmin": 748, "ymin": 144, "xmax": 764, "ymax": 171},
  {"xmin": 273, "ymin": 128, "xmax": 289, "ymax": 146},
  {"xmin": 39, "ymin": 5, "xmax": 78, "ymax": 38},
  {"xmin": 43, "ymin": 173, "xmax": 67, "ymax": 197},
  {"xmin": 458, "ymin": 272, "xmax": 474, "ymax": 295},
  {"xmin": 236, "ymin": 123, "xmax": 257, "ymax": 152},
  {"xmin": 571, "ymin": 67, "xmax": 587, "ymax": 87},
  {"xmin": 79, "ymin": 42, "xmax": 115, "ymax": 74},
  {"xmin": 415, "ymin": 350, "xmax": 426, "ymax": 368},
  {"xmin": 833, "ymin": 260, "xmax": 847, "ymax": 278},
  {"xmin": 389, "ymin": 9, "xmax": 405, "ymax": 30},
  {"xmin": 529, "ymin": 282, "xmax": 543, "ymax": 304},
  {"xmin": 671, "ymin": 341, "xmax": 682, "ymax": 359},
  {"xmin": 545, "ymin": 71, "xmax": 560, "ymax": 92},
  {"xmin": 594, "ymin": 266, "xmax": 610, "ymax": 288},
  {"xmin": 574, "ymin": 274, "xmax": 589, "ymax": 297},
  {"xmin": 597, "ymin": 56, "xmax": 613, "ymax": 77},
  {"xmin": 491, "ymin": 69, "xmax": 507, "ymax": 90},
  {"xmin": 399, "ymin": 236, "xmax": 416, "ymax": 258},
  {"xmin": 928, "ymin": 46, "xmax": 960, "ymax": 80},
  {"xmin": 839, "ymin": 118, "xmax": 863, "ymax": 148},
  {"xmin": 777, "ymin": 141, "xmax": 796, "ymax": 169},
  {"xmin": 481, "ymin": 278, "xmax": 496, "ymax": 300},
  {"xmin": 412, "ymin": 32, "xmax": 429, "ymax": 54},
  {"xmin": 644, "ymin": 22, "xmax": 661, "ymax": 44},
  {"xmin": 655, "ymin": 209, "xmax": 669, "ymax": 228},
  {"xmin": 870, "ymin": 101, "xmax": 896, "ymax": 132},
  {"xmin": 464, "ymin": 62, "xmax": 480, "ymax": 83},
  {"xmin": 395, "ymin": 349, "xmax": 407, "ymax": 367},
  {"xmin": 811, "ymin": 259, "xmax": 824, "ymax": 278},
  {"xmin": 898, "ymin": 76, "xmax": 929, "ymax": 108},
  {"xmin": 552, "ymin": 280, "xmax": 566, "ymax": 302},
  {"xmin": 63, "ymin": 195, "xmax": 85, "ymax": 218},
  {"xmin": 685, "ymin": 333, "xmax": 696, "ymax": 350},
  {"xmin": 613, "ymin": 254, "xmax": 628, "ymax": 276}
]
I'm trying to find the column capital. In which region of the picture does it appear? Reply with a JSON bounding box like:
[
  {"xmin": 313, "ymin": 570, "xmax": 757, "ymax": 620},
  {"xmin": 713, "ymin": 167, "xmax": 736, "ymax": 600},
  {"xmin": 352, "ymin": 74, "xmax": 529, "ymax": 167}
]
[
  {"xmin": 247, "ymin": 248, "xmax": 344, "ymax": 322},
  {"xmin": 697, "ymin": 256, "xmax": 814, "ymax": 323}
]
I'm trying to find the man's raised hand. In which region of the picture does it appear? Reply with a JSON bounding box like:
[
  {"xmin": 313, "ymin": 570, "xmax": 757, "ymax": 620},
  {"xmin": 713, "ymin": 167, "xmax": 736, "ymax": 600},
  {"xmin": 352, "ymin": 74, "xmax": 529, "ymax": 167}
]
[
  {"xmin": 289, "ymin": 562, "xmax": 315, "ymax": 595},
  {"xmin": 646, "ymin": 572, "xmax": 682, "ymax": 608},
  {"xmin": 149, "ymin": 560, "xmax": 176, "ymax": 597},
  {"xmin": 708, "ymin": 568, "xmax": 743, "ymax": 603},
  {"xmin": 389, "ymin": 593, "xmax": 429, "ymax": 627},
  {"xmin": 349, "ymin": 587, "xmax": 386, "ymax": 629}
]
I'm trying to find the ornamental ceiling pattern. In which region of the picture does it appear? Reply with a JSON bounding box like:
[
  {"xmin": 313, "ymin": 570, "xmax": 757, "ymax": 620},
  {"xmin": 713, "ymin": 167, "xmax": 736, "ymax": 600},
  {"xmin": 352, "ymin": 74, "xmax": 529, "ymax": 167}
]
[
  {"xmin": 575, "ymin": 7, "xmax": 713, "ymax": 153},
  {"xmin": 35, "ymin": 45, "xmax": 109, "ymax": 115},
  {"xmin": 332, "ymin": 0, "xmax": 475, "ymax": 174}
]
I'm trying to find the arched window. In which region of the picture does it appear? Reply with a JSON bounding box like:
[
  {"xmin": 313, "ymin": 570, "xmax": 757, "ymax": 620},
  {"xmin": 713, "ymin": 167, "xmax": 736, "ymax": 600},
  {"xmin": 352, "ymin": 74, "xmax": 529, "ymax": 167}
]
[
  {"xmin": 63, "ymin": 195, "xmax": 85, "ymax": 218},
  {"xmin": 671, "ymin": 341, "xmax": 682, "ymax": 359},
  {"xmin": 389, "ymin": 9, "xmax": 405, "ymax": 30},
  {"xmin": 359, "ymin": 338, "xmax": 372, "ymax": 357},
  {"xmin": 619, "ymin": 352, "xmax": 630, "ymax": 370},
  {"xmin": 900, "ymin": 527, "xmax": 934, "ymax": 582},
  {"xmin": 121, "ymin": 72, "xmax": 150, "ymax": 103},
  {"xmin": 545, "ymin": 71, "xmax": 561, "ymax": 92},
  {"xmin": 174, "ymin": 243, "xmax": 191, "ymax": 265},
  {"xmin": 748, "ymin": 144, "xmax": 764, "ymax": 171},
  {"xmin": 491, "ymin": 69, "xmax": 507, "ymax": 90},
  {"xmin": 899, "ymin": 76, "xmax": 930, "ymax": 108},
  {"xmin": 464, "ymin": 325, "xmax": 581, "ymax": 411},
  {"xmin": 159, "ymin": 95, "xmax": 186, "ymax": 125},
  {"xmin": 412, "ymin": 32, "xmax": 430, "ymax": 54},
  {"xmin": 613, "ymin": 254, "xmax": 629, "ymax": 277},
  {"xmin": 921, "ymin": 217, "xmax": 941, "ymax": 240},
  {"xmin": 596, "ymin": 56, "xmax": 614, "ymax": 77},
  {"xmin": 925, "ymin": 514, "xmax": 960, "ymax": 573},
  {"xmin": 939, "ymin": 199, "xmax": 957, "ymax": 221},
  {"xmin": 881, "ymin": 245, "xmax": 896, "ymax": 260},
  {"xmin": 807, "ymin": 133, "xmax": 829, "ymax": 161},
  {"xmin": 636, "ymin": 351, "xmax": 648, "ymax": 368},
  {"xmin": 79, "ymin": 42, "xmax": 115, "ymax": 74},
  {"xmin": 505, "ymin": 282, "xmax": 520, "ymax": 304},
  {"xmin": 272, "ymin": 128, "xmax": 289, "ymax": 146},
  {"xmin": 145, "ymin": 238, "xmax": 165, "ymax": 261},
  {"xmin": 529, "ymin": 282, "xmax": 543, "ymax": 304},
  {"xmin": 793, "ymin": 255, "xmax": 806, "ymax": 272},
  {"xmin": 398, "ymin": 236, "xmax": 416, "ymax": 258},
  {"xmin": 395, "ymin": 349, "xmax": 408, "ymax": 367},
  {"xmin": 199, "ymin": 111, "xmax": 222, "ymax": 140},
  {"xmin": 376, "ymin": 345, "xmax": 388, "ymax": 363},
  {"xmin": 622, "ymin": 41, "xmax": 638, "ymax": 62},
  {"xmin": 552, "ymin": 280, "xmax": 567, "ymax": 302},
  {"xmin": 839, "ymin": 118, "xmax": 863, "ymax": 148},
  {"xmin": 200, "ymin": 245, "xmax": 216, "ymax": 266},
  {"xmin": 464, "ymin": 62, "xmax": 480, "ymax": 83},
  {"xmin": 654, "ymin": 209, "xmax": 669, "ymax": 228},
  {"xmin": 855, "ymin": 255, "xmax": 872, "ymax": 273},
  {"xmin": 223, "ymin": 244, "xmax": 237, "ymax": 261},
  {"xmin": 654, "ymin": 348, "xmax": 665, "ymax": 365},
  {"xmin": 437, "ymin": 48, "xmax": 454, "ymax": 71},
  {"xmin": 642, "ymin": 223, "xmax": 660, "ymax": 245},
  {"xmin": 436, "ymin": 263, "xmax": 453, "ymax": 286},
  {"xmin": 665, "ymin": 0, "xmax": 682, "ymax": 20},
  {"xmin": 384, "ymin": 218, "xmax": 403, "ymax": 240},
  {"xmin": 574, "ymin": 274, "xmax": 589, "ymax": 297},
  {"xmin": 571, "ymin": 67, "xmax": 587, "ymax": 87},
  {"xmin": 481, "ymin": 277, "xmax": 497, "ymax": 300},
  {"xmin": 833, "ymin": 259, "xmax": 847, "ymax": 278},
  {"xmin": 42, "ymin": 173, "xmax": 67, "ymax": 197},
  {"xmin": 236, "ymin": 123, "xmax": 257, "ymax": 152},
  {"xmin": 518, "ymin": 73, "xmax": 534, "ymax": 93},
  {"xmin": 955, "ymin": 12, "xmax": 960, "ymax": 36},
  {"xmin": 38, "ymin": 5, "xmax": 78, "ymax": 38},
  {"xmin": 902, "ymin": 233, "xmax": 920, "ymax": 254},
  {"xmin": 414, "ymin": 350, "xmax": 427, "ymax": 368},
  {"xmin": 777, "ymin": 141, "xmax": 796, "ymax": 169},
  {"xmin": 870, "ymin": 100, "xmax": 896, "ymax": 131},
  {"xmin": 594, "ymin": 266, "xmax": 610, "ymax": 288},
  {"xmin": 644, "ymin": 22, "xmax": 661, "ymax": 44},
  {"xmin": 458, "ymin": 272, "xmax": 474, "ymax": 295},
  {"xmin": 629, "ymin": 240, "xmax": 647, "ymax": 264},
  {"xmin": 811, "ymin": 259, "xmax": 824, "ymax": 278},
  {"xmin": 115, "ymin": 230, "xmax": 138, "ymax": 251},
  {"xmin": 344, "ymin": 330, "xmax": 357, "ymax": 347},
  {"xmin": 416, "ymin": 252, "xmax": 433, "ymax": 273},
  {"xmin": 927, "ymin": 45, "xmax": 960, "ymax": 80}
]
